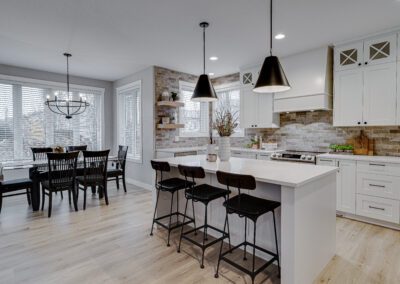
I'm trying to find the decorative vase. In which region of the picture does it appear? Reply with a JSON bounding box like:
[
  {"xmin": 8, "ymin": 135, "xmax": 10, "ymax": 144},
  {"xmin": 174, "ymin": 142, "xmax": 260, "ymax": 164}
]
[{"xmin": 218, "ymin": 136, "xmax": 231, "ymax": 161}]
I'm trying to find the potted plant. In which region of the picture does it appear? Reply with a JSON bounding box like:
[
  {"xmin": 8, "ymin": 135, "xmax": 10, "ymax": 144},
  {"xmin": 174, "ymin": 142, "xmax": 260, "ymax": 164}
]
[{"xmin": 213, "ymin": 108, "xmax": 238, "ymax": 161}]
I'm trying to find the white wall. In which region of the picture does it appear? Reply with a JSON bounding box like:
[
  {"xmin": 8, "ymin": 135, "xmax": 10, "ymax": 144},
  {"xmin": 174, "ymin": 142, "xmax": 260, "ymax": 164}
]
[
  {"xmin": 0, "ymin": 64, "xmax": 114, "ymax": 150},
  {"xmin": 113, "ymin": 66, "xmax": 155, "ymax": 189}
]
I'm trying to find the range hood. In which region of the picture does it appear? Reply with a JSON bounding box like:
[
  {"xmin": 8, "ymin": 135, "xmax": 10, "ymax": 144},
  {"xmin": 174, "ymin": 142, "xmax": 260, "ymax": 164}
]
[{"xmin": 273, "ymin": 47, "xmax": 333, "ymax": 113}]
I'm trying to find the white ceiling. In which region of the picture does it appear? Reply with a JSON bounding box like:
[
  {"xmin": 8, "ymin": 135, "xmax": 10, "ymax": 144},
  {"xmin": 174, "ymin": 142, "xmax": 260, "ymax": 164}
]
[{"xmin": 1, "ymin": 0, "xmax": 400, "ymax": 81}]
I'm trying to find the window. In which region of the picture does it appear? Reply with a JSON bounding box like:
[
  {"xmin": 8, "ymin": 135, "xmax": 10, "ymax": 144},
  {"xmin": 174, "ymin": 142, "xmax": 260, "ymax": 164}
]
[
  {"xmin": 214, "ymin": 82, "xmax": 243, "ymax": 137},
  {"xmin": 179, "ymin": 81, "xmax": 209, "ymax": 137},
  {"xmin": 117, "ymin": 81, "xmax": 142, "ymax": 162},
  {"xmin": 0, "ymin": 76, "xmax": 104, "ymax": 162}
]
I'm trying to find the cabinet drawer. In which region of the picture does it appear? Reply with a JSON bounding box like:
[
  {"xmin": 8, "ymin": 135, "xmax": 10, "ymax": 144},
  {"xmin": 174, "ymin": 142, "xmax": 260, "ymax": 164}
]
[
  {"xmin": 356, "ymin": 194, "xmax": 400, "ymax": 223},
  {"xmin": 231, "ymin": 151, "xmax": 257, "ymax": 159},
  {"xmin": 357, "ymin": 173, "xmax": 400, "ymax": 200},
  {"xmin": 257, "ymin": 153, "xmax": 271, "ymax": 160},
  {"xmin": 357, "ymin": 161, "xmax": 400, "ymax": 176},
  {"xmin": 317, "ymin": 158, "xmax": 336, "ymax": 166}
]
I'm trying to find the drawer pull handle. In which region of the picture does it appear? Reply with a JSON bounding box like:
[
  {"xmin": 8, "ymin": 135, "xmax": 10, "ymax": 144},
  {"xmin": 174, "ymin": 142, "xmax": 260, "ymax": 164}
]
[
  {"xmin": 369, "ymin": 184, "xmax": 385, "ymax": 188},
  {"xmin": 319, "ymin": 159, "xmax": 333, "ymax": 162},
  {"xmin": 368, "ymin": 205, "xmax": 385, "ymax": 211},
  {"xmin": 369, "ymin": 163, "xmax": 385, "ymax": 167}
]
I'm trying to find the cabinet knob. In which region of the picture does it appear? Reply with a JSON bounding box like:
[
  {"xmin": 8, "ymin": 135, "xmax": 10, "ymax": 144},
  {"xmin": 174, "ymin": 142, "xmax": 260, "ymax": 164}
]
[
  {"xmin": 358, "ymin": 63, "xmax": 362, "ymax": 66},
  {"xmin": 357, "ymin": 122, "xmax": 361, "ymax": 125},
  {"xmin": 364, "ymin": 121, "xmax": 367, "ymax": 125},
  {"xmin": 365, "ymin": 62, "xmax": 368, "ymax": 65}
]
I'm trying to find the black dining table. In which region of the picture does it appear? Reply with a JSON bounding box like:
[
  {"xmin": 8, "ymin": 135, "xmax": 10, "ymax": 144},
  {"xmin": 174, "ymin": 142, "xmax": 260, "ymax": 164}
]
[{"xmin": 28, "ymin": 157, "xmax": 118, "ymax": 211}]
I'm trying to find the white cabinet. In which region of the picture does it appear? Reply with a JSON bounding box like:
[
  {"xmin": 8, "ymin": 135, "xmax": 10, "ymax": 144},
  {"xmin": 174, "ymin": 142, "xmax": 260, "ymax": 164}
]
[
  {"xmin": 240, "ymin": 86, "xmax": 279, "ymax": 129},
  {"xmin": 333, "ymin": 69, "xmax": 364, "ymax": 126},
  {"xmin": 334, "ymin": 33, "xmax": 398, "ymax": 127},
  {"xmin": 257, "ymin": 153, "xmax": 271, "ymax": 160},
  {"xmin": 363, "ymin": 63, "xmax": 397, "ymax": 126},
  {"xmin": 356, "ymin": 194, "xmax": 400, "ymax": 224},
  {"xmin": 231, "ymin": 150, "xmax": 257, "ymax": 159},
  {"xmin": 337, "ymin": 160, "xmax": 357, "ymax": 214}
]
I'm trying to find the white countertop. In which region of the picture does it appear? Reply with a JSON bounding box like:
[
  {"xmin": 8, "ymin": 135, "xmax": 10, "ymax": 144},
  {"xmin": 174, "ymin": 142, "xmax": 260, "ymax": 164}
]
[
  {"xmin": 155, "ymin": 155, "xmax": 338, "ymax": 188},
  {"xmin": 156, "ymin": 146, "xmax": 281, "ymax": 154},
  {"xmin": 318, "ymin": 153, "xmax": 400, "ymax": 164}
]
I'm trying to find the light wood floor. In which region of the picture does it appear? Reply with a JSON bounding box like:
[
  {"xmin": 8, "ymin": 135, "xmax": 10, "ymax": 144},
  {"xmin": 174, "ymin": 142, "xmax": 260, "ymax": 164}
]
[{"xmin": 0, "ymin": 184, "xmax": 399, "ymax": 284}]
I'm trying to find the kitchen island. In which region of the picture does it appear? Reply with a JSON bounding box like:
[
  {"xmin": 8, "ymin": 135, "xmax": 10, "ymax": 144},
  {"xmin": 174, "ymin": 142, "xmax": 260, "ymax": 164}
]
[{"xmin": 153, "ymin": 155, "xmax": 338, "ymax": 284}]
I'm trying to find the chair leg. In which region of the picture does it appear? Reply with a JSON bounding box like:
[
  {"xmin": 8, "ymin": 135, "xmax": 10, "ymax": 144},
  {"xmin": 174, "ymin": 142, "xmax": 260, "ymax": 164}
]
[
  {"xmin": 83, "ymin": 186, "xmax": 87, "ymax": 210},
  {"xmin": 116, "ymin": 176, "xmax": 120, "ymax": 190},
  {"xmin": 72, "ymin": 187, "xmax": 78, "ymax": 212},
  {"xmin": 243, "ymin": 217, "xmax": 248, "ymax": 261},
  {"xmin": 26, "ymin": 189, "xmax": 31, "ymax": 205},
  {"xmin": 48, "ymin": 191, "xmax": 53, "ymax": 218},
  {"xmin": 68, "ymin": 189, "xmax": 72, "ymax": 205},
  {"xmin": 273, "ymin": 210, "xmax": 281, "ymax": 278},
  {"xmin": 251, "ymin": 220, "xmax": 257, "ymax": 284},
  {"xmin": 215, "ymin": 209, "xmax": 228, "ymax": 278},
  {"xmin": 103, "ymin": 184, "xmax": 109, "ymax": 205},
  {"xmin": 0, "ymin": 192, "xmax": 2, "ymax": 213},
  {"xmin": 224, "ymin": 196, "xmax": 232, "ymax": 250},
  {"xmin": 122, "ymin": 175, "xmax": 127, "ymax": 193},
  {"xmin": 150, "ymin": 189, "xmax": 160, "ymax": 236},
  {"xmin": 177, "ymin": 198, "xmax": 189, "ymax": 253},
  {"xmin": 200, "ymin": 205, "xmax": 208, "ymax": 269},
  {"xmin": 192, "ymin": 200, "xmax": 197, "ymax": 235},
  {"xmin": 41, "ymin": 188, "xmax": 45, "ymax": 211},
  {"xmin": 60, "ymin": 191, "xmax": 63, "ymax": 200},
  {"xmin": 166, "ymin": 192, "xmax": 175, "ymax": 247}
]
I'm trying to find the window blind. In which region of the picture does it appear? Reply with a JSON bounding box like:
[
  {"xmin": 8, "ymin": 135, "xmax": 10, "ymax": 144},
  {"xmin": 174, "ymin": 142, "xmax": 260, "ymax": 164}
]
[
  {"xmin": 117, "ymin": 82, "xmax": 142, "ymax": 162},
  {"xmin": 179, "ymin": 81, "xmax": 209, "ymax": 137},
  {"xmin": 0, "ymin": 79, "xmax": 103, "ymax": 162}
]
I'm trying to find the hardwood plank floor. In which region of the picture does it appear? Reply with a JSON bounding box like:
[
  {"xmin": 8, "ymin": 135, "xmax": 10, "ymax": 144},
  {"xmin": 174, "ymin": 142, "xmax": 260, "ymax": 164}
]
[{"xmin": 0, "ymin": 183, "xmax": 398, "ymax": 284}]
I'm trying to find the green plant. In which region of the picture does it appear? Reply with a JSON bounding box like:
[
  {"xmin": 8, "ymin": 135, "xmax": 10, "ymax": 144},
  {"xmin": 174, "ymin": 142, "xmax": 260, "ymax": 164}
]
[
  {"xmin": 213, "ymin": 108, "xmax": 239, "ymax": 137},
  {"xmin": 329, "ymin": 144, "xmax": 337, "ymax": 150}
]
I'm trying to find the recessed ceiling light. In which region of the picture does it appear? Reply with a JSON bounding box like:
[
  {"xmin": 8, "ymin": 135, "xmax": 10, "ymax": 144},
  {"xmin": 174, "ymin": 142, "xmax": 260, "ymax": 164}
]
[
  {"xmin": 275, "ymin": 33, "xmax": 285, "ymax": 40},
  {"xmin": 208, "ymin": 72, "xmax": 215, "ymax": 76},
  {"xmin": 209, "ymin": 56, "xmax": 218, "ymax": 61}
]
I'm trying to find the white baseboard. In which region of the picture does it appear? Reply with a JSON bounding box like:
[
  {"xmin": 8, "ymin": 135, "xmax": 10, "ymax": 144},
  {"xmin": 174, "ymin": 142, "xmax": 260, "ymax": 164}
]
[{"xmin": 125, "ymin": 178, "xmax": 153, "ymax": 191}]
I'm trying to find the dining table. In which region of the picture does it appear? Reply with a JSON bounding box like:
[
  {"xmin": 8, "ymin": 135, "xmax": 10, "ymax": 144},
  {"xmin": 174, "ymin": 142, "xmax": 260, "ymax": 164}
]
[{"xmin": 3, "ymin": 156, "xmax": 119, "ymax": 211}]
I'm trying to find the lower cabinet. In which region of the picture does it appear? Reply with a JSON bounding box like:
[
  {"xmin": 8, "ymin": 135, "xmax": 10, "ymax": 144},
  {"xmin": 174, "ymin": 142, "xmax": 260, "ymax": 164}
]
[
  {"xmin": 231, "ymin": 150, "xmax": 257, "ymax": 159},
  {"xmin": 356, "ymin": 194, "xmax": 400, "ymax": 223},
  {"xmin": 337, "ymin": 160, "xmax": 357, "ymax": 214}
]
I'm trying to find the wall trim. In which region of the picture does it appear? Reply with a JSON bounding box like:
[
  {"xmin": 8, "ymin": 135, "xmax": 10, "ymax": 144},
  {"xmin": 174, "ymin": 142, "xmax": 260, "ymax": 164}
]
[{"xmin": 125, "ymin": 178, "xmax": 153, "ymax": 191}]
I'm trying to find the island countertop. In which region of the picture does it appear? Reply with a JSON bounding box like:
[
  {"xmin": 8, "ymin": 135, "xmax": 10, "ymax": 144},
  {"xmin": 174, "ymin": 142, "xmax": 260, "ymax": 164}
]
[{"xmin": 155, "ymin": 155, "xmax": 338, "ymax": 188}]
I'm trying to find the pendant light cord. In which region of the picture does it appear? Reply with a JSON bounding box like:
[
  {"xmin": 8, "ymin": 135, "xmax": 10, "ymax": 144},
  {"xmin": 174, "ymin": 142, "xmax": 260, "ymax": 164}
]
[
  {"xmin": 270, "ymin": 0, "xmax": 273, "ymax": 56},
  {"xmin": 66, "ymin": 55, "xmax": 70, "ymax": 93},
  {"xmin": 203, "ymin": 25, "xmax": 206, "ymax": 74}
]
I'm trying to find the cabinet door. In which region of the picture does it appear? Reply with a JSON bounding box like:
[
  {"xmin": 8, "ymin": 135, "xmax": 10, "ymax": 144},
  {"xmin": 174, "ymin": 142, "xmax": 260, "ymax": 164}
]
[
  {"xmin": 333, "ymin": 69, "xmax": 363, "ymax": 126},
  {"xmin": 240, "ymin": 86, "xmax": 259, "ymax": 128},
  {"xmin": 363, "ymin": 34, "xmax": 397, "ymax": 66},
  {"xmin": 337, "ymin": 160, "xmax": 356, "ymax": 214},
  {"xmin": 257, "ymin": 94, "xmax": 278, "ymax": 128},
  {"xmin": 363, "ymin": 62, "xmax": 396, "ymax": 126},
  {"xmin": 335, "ymin": 42, "xmax": 363, "ymax": 71}
]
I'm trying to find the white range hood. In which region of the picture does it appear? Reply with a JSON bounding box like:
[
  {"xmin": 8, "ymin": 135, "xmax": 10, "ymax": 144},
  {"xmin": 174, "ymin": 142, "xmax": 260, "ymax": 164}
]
[{"xmin": 273, "ymin": 46, "xmax": 333, "ymax": 113}]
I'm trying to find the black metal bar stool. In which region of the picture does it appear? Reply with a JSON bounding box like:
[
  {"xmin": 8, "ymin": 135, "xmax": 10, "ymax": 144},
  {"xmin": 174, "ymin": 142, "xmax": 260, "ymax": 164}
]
[
  {"xmin": 150, "ymin": 160, "xmax": 196, "ymax": 247},
  {"xmin": 177, "ymin": 165, "xmax": 231, "ymax": 269},
  {"xmin": 215, "ymin": 171, "xmax": 281, "ymax": 284}
]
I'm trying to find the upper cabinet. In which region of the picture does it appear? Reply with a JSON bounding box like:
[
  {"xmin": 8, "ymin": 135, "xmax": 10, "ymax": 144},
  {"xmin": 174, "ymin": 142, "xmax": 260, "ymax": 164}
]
[
  {"xmin": 240, "ymin": 85, "xmax": 279, "ymax": 129},
  {"xmin": 333, "ymin": 32, "xmax": 398, "ymax": 127}
]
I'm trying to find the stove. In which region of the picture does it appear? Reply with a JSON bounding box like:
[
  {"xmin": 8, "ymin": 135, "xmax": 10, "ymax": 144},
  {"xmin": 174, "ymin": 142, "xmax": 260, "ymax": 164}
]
[{"xmin": 270, "ymin": 150, "xmax": 325, "ymax": 164}]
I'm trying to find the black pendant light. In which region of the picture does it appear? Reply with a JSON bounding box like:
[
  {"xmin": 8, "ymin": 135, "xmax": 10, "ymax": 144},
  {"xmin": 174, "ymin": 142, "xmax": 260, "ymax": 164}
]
[
  {"xmin": 253, "ymin": 0, "xmax": 291, "ymax": 93},
  {"xmin": 191, "ymin": 22, "xmax": 218, "ymax": 102}
]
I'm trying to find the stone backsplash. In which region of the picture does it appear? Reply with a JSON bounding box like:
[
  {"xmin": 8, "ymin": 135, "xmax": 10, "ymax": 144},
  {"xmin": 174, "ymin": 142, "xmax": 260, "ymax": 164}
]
[{"xmin": 154, "ymin": 67, "xmax": 400, "ymax": 156}]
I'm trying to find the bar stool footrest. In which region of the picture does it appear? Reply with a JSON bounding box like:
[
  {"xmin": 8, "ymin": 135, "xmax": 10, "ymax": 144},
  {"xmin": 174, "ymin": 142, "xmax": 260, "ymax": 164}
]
[
  {"xmin": 154, "ymin": 212, "xmax": 195, "ymax": 231},
  {"xmin": 219, "ymin": 241, "xmax": 278, "ymax": 277},
  {"xmin": 181, "ymin": 224, "xmax": 228, "ymax": 250}
]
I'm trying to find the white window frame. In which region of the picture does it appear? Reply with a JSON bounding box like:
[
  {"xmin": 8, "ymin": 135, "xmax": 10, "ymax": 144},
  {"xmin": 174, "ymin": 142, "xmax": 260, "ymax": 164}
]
[
  {"xmin": 178, "ymin": 80, "xmax": 210, "ymax": 138},
  {"xmin": 213, "ymin": 82, "xmax": 244, "ymax": 137},
  {"xmin": 116, "ymin": 80, "xmax": 143, "ymax": 163},
  {"xmin": 0, "ymin": 74, "xmax": 105, "ymax": 162}
]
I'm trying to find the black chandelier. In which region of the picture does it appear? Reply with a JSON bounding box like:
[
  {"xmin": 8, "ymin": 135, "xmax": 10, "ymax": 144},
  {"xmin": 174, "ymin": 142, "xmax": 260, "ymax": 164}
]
[{"xmin": 45, "ymin": 53, "xmax": 89, "ymax": 119}]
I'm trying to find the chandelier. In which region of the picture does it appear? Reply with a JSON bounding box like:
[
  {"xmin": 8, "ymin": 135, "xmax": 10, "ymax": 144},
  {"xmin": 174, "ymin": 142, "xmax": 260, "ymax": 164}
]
[{"xmin": 45, "ymin": 53, "xmax": 89, "ymax": 119}]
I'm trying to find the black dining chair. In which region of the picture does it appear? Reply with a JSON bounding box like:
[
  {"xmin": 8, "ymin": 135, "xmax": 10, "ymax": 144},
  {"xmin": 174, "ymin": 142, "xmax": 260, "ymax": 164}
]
[
  {"xmin": 76, "ymin": 150, "xmax": 110, "ymax": 210},
  {"xmin": 107, "ymin": 145, "xmax": 128, "ymax": 192},
  {"xmin": 41, "ymin": 152, "xmax": 79, "ymax": 217},
  {"xmin": 31, "ymin": 147, "xmax": 53, "ymax": 161},
  {"xmin": 66, "ymin": 145, "xmax": 87, "ymax": 152},
  {"xmin": 0, "ymin": 178, "xmax": 33, "ymax": 213}
]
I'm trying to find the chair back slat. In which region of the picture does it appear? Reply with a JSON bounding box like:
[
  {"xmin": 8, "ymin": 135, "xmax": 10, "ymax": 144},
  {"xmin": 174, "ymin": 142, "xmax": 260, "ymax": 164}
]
[
  {"xmin": 47, "ymin": 152, "xmax": 79, "ymax": 189},
  {"xmin": 151, "ymin": 160, "xmax": 170, "ymax": 172},
  {"xmin": 82, "ymin": 150, "xmax": 110, "ymax": 184},
  {"xmin": 216, "ymin": 171, "xmax": 256, "ymax": 191},
  {"xmin": 178, "ymin": 165, "xmax": 205, "ymax": 180},
  {"xmin": 117, "ymin": 145, "xmax": 128, "ymax": 169},
  {"xmin": 66, "ymin": 145, "xmax": 87, "ymax": 152},
  {"xmin": 31, "ymin": 147, "xmax": 53, "ymax": 161}
]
